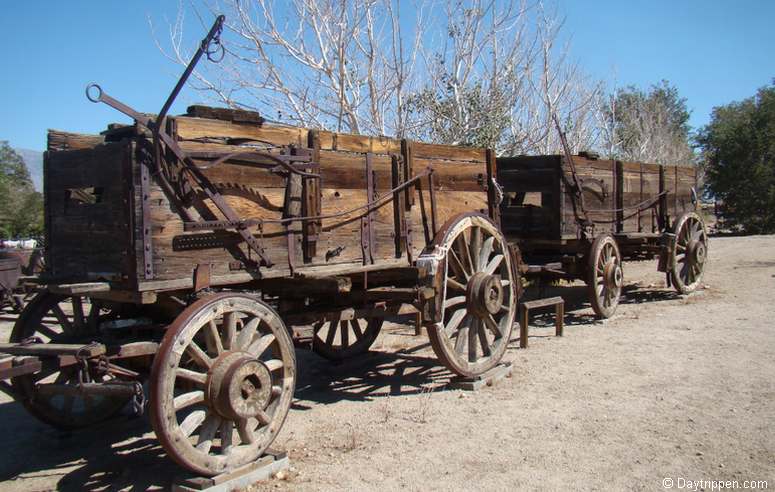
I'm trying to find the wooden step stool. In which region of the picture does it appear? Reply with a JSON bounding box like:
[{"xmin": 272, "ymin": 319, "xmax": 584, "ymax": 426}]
[{"xmin": 518, "ymin": 296, "xmax": 564, "ymax": 348}]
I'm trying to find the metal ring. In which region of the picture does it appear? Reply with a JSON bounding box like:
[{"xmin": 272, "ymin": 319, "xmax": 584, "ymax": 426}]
[
  {"xmin": 85, "ymin": 83, "xmax": 103, "ymax": 103},
  {"xmin": 206, "ymin": 42, "xmax": 225, "ymax": 63}
]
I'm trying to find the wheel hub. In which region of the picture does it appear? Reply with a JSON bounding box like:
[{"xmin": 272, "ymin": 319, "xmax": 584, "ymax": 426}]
[
  {"xmin": 207, "ymin": 352, "xmax": 272, "ymax": 421},
  {"xmin": 604, "ymin": 261, "xmax": 623, "ymax": 289},
  {"xmin": 466, "ymin": 272, "xmax": 503, "ymax": 316},
  {"xmin": 688, "ymin": 239, "xmax": 706, "ymax": 265}
]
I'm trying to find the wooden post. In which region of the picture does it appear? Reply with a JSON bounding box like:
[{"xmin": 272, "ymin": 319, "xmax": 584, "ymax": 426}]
[
  {"xmin": 555, "ymin": 300, "xmax": 564, "ymax": 337},
  {"xmin": 519, "ymin": 305, "xmax": 528, "ymax": 349},
  {"xmin": 414, "ymin": 311, "xmax": 423, "ymax": 336},
  {"xmin": 303, "ymin": 130, "xmax": 322, "ymax": 262},
  {"xmin": 485, "ymin": 148, "xmax": 500, "ymax": 227}
]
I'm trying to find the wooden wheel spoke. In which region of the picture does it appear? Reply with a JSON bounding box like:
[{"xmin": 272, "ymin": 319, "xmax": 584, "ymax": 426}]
[
  {"xmin": 32, "ymin": 368, "xmax": 59, "ymax": 383},
  {"xmin": 220, "ymin": 420, "xmax": 235, "ymax": 455},
  {"xmin": 444, "ymin": 309, "xmax": 467, "ymax": 336},
  {"xmin": 484, "ymin": 314, "xmax": 501, "ymax": 337},
  {"xmin": 174, "ymin": 390, "xmax": 205, "ymax": 411},
  {"xmin": 36, "ymin": 324, "xmax": 62, "ymax": 342},
  {"xmin": 350, "ymin": 320, "xmax": 364, "ymax": 339},
  {"xmin": 443, "ymin": 295, "xmax": 466, "ymax": 310},
  {"xmin": 247, "ymin": 333, "xmax": 275, "ymax": 357},
  {"xmin": 255, "ymin": 408, "xmax": 271, "ymax": 426},
  {"xmin": 207, "ymin": 320, "xmax": 225, "ymax": 356},
  {"xmin": 265, "ymin": 359, "xmax": 284, "ymax": 372},
  {"xmin": 222, "ymin": 312, "xmax": 237, "ymax": 351},
  {"xmin": 477, "ymin": 320, "xmax": 492, "ymax": 357},
  {"xmin": 236, "ymin": 317, "xmax": 261, "ymax": 349},
  {"xmin": 484, "ymin": 254, "xmax": 504, "ymax": 275},
  {"xmin": 448, "ymin": 248, "xmax": 469, "ymax": 281},
  {"xmin": 196, "ymin": 415, "xmax": 222, "ymax": 452},
  {"xmin": 447, "ymin": 277, "xmax": 466, "ymax": 292},
  {"xmin": 86, "ymin": 301, "xmax": 101, "ymax": 331},
  {"xmin": 186, "ymin": 341, "xmax": 213, "ymax": 369},
  {"xmin": 456, "ymin": 235, "xmax": 475, "ymax": 276},
  {"xmin": 180, "ymin": 409, "xmax": 207, "ymax": 437},
  {"xmin": 71, "ymin": 296, "xmax": 85, "ymax": 332},
  {"xmin": 470, "ymin": 227, "xmax": 483, "ymax": 270},
  {"xmin": 454, "ymin": 323, "xmax": 470, "ymax": 354},
  {"xmin": 478, "ymin": 236, "xmax": 495, "ymax": 272},
  {"xmin": 51, "ymin": 305, "xmax": 73, "ymax": 335},
  {"xmin": 324, "ymin": 316, "xmax": 340, "ymax": 346},
  {"xmin": 340, "ymin": 321, "xmax": 349, "ymax": 348},
  {"xmin": 467, "ymin": 319, "xmax": 479, "ymax": 362},
  {"xmin": 236, "ymin": 418, "xmax": 255, "ymax": 444},
  {"xmin": 176, "ymin": 368, "xmax": 208, "ymax": 386}
]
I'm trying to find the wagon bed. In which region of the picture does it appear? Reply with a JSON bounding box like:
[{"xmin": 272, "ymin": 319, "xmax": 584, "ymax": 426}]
[{"xmin": 497, "ymin": 151, "xmax": 707, "ymax": 317}]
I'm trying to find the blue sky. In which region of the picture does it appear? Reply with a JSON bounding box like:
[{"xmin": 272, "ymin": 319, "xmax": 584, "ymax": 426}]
[{"xmin": 1, "ymin": 1, "xmax": 773, "ymax": 151}]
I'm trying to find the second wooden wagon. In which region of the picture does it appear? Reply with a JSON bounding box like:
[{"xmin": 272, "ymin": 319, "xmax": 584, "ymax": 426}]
[{"xmin": 498, "ymin": 148, "xmax": 708, "ymax": 318}]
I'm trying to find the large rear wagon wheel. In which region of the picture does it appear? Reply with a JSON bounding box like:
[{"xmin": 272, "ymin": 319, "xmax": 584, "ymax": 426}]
[
  {"xmin": 10, "ymin": 292, "xmax": 131, "ymax": 429},
  {"xmin": 149, "ymin": 294, "xmax": 295, "ymax": 476},
  {"xmin": 587, "ymin": 234, "xmax": 623, "ymax": 319},
  {"xmin": 670, "ymin": 212, "xmax": 708, "ymax": 294},
  {"xmin": 426, "ymin": 214, "xmax": 517, "ymax": 378}
]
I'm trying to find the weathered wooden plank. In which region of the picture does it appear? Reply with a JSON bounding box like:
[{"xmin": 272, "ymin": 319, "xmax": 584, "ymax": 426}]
[
  {"xmin": 0, "ymin": 343, "xmax": 106, "ymax": 357},
  {"xmin": 47, "ymin": 130, "xmax": 104, "ymax": 152}
]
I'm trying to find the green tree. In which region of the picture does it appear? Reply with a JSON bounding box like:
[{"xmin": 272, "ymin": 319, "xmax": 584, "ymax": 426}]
[
  {"xmin": 601, "ymin": 80, "xmax": 694, "ymax": 165},
  {"xmin": 0, "ymin": 141, "xmax": 44, "ymax": 239},
  {"xmin": 696, "ymin": 82, "xmax": 775, "ymax": 233}
]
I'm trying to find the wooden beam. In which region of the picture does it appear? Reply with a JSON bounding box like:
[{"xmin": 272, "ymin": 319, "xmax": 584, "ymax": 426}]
[{"xmin": 0, "ymin": 343, "xmax": 106, "ymax": 358}]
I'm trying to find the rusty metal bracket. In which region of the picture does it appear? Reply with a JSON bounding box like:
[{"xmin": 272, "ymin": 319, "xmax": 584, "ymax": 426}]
[
  {"xmin": 139, "ymin": 158, "xmax": 154, "ymax": 279},
  {"xmin": 363, "ymin": 153, "xmax": 377, "ymax": 264},
  {"xmin": 428, "ymin": 169, "xmax": 438, "ymax": 237},
  {"xmin": 193, "ymin": 263, "xmax": 211, "ymax": 292}
]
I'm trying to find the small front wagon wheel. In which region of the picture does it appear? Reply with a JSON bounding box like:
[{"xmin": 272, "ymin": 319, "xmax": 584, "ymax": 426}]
[
  {"xmin": 424, "ymin": 213, "xmax": 517, "ymax": 378},
  {"xmin": 670, "ymin": 212, "xmax": 708, "ymax": 294},
  {"xmin": 587, "ymin": 234, "xmax": 623, "ymax": 318},
  {"xmin": 150, "ymin": 294, "xmax": 296, "ymax": 476}
]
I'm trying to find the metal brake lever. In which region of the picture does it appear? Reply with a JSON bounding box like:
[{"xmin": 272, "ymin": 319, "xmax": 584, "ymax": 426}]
[{"xmin": 85, "ymin": 83, "xmax": 154, "ymax": 129}]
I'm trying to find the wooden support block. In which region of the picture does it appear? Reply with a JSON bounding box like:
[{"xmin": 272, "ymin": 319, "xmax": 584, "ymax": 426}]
[
  {"xmin": 448, "ymin": 362, "xmax": 512, "ymax": 391},
  {"xmin": 173, "ymin": 450, "xmax": 289, "ymax": 492}
]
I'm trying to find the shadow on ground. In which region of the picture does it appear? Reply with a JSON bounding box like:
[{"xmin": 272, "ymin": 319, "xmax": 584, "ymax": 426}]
[
  {"xmin": 0, "ymin": 337, "xmax": 454, "ymax": 490},
  {"xmin": 0, "ymin": 280, "xmax": 688, "ymax": 490}
]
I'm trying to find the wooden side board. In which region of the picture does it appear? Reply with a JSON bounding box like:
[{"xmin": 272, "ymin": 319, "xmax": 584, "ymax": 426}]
[
  {"xmin": 44, "ymin": 142, "xmax": 135, "ymax": 284},
  {"xmin": 43, "ymin": 112, "xmax": 493, "ymax": 290}
]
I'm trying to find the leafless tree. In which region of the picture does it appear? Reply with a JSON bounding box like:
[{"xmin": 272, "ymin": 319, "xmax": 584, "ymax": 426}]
[
  {"xmin": 154, "ymin": 0, "xmax": 602, "ymax": 154},
  {"xmin": 155, "ymin": 0, "xmax": 425, "ymax": 136}
]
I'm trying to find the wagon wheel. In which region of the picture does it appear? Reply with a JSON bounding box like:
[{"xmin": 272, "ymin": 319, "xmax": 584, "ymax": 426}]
[
  {"xmin": 670, "ymin": 211, "xmax": 708, "ymax": 294},
  {"xmin": 312, "ymin": 316, "xmax": 383, "ymax": 361},
  {"xmin": 150, "ymin": 293, "xmax": 295, "ymax": 476},
  {"xmin": 587, "ymin": 234, "xmax": 623, "ymax": 318},
  {"xmin": 10, "ymin": 292, "xmax": 131, "ymax": 429},
  {"xmin": 426, "ymin": 213, "xmax": 517, "ymax": 378}
]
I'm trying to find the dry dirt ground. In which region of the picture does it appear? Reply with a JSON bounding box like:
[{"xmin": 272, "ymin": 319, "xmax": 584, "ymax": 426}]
[{"xmin": 0, "ymin": 235, "xmax": 773, "ymax": 491}]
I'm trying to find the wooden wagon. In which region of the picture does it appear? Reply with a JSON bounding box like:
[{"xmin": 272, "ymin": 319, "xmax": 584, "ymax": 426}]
[
  {"xmin": 0, "ymin": 16, "xmax": 519, "ymax": 477},
  {"xmin": 497, "ymin": 148, "xmax": 708, "ymax": 318}
]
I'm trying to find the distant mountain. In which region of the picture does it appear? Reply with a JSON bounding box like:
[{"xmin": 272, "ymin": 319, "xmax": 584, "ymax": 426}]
[{"xmin": 15, "ymin": 148, "xmax": 43, "ymax": 192}]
